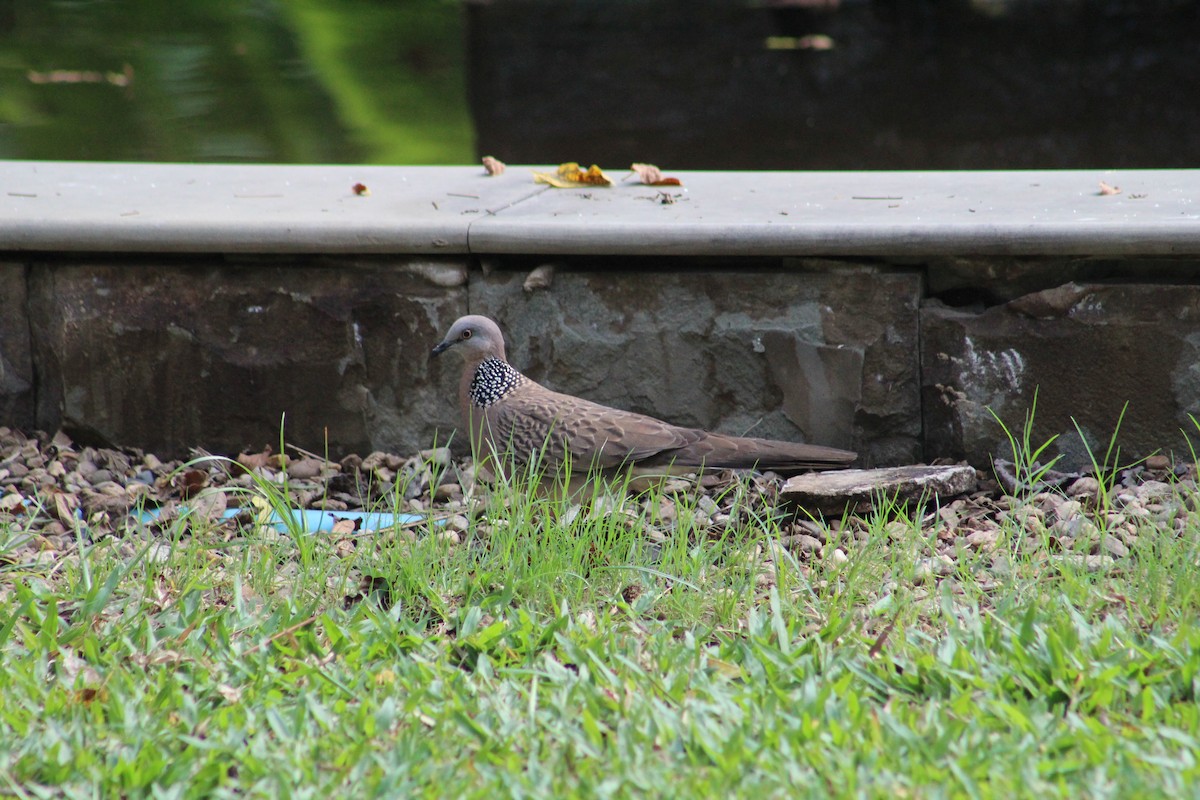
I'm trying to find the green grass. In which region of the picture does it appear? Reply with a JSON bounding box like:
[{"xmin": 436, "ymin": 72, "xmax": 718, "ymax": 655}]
[{"xmin": 3, "ymin": 457, "xmax": 1200, "ymax": 798}]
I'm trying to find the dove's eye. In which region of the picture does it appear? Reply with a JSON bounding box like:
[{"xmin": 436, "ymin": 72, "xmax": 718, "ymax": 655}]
[{"xmin": 461, "ymin": 329, "xmax": 473, "ymax": 340}]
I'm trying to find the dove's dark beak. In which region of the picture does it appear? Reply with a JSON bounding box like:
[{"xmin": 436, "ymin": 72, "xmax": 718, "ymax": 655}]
[{"xmin": 431, "ymin": 340, "xmax": 453, "ymax": 358}]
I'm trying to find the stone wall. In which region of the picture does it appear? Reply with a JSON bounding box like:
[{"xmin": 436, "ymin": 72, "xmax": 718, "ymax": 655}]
[
  {"xmin": 18, "ymin": 257, "xmax": 467, "ymax": 458},
  {"xmin": 3, "ymin": 253, "xmax": 1200, "ymax": 467},
  {"xmin": 923, "ymin": 282, "xmax": 1200, "ymax": 468},
  {"xmin": 0, "ymin": 262, "xmax": 33, "ymax": 431}
]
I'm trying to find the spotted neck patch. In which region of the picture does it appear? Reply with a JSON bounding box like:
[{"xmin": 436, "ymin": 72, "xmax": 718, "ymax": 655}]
[{"xmin": 469, "ymin": 357, "xmax": 526, "ymax": 407}]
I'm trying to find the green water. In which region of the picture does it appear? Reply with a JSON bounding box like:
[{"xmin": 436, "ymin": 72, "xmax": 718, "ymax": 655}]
[{"xmin": 0, "ymin": 0, "xmax": 474, "ymax": 164}]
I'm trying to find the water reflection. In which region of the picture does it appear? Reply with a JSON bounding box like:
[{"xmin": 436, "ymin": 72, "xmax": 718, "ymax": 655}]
[{"xmin": 0, "ymin": 0, "xmax": 473, "ymax": 164}]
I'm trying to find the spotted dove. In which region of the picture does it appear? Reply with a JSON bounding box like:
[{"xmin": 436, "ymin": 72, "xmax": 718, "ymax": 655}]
[{"xmin": 431, "ymin": 315, "xmax": 856, "ymax": 487}]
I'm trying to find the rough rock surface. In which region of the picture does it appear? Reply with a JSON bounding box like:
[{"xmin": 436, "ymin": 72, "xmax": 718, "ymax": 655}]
[
  {"xmin": 922, "ymin": 282, "xmax": 1200, "ymax": 468},
  {"xmin": 0, "ymin": 263, "xmax": 33, "ymax": 431},
  {"xmin": 470, "ymin": 261, "xmax": 922, "ymax": 466},
  {"xmin": 782, "ymin": 465, "xmax": 978, "ymax": 516},
  {"xmin": 27, "ymin": 258, "xmax": 468, "ymax": 458}
]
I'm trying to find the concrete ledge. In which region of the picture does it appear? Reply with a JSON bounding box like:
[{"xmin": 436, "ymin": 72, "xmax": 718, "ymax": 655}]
[
  {"xmin": 2, "ymin": 162, "xmax": 1198, "ymax": 256},
  {"xmin": 0, "ymin": 162, "xmax": 538, "ymax": 254}
]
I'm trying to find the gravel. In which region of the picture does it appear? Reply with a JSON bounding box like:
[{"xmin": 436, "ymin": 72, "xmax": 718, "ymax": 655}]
[{"xmin": 1, "ymin": 429, "xmax": 1197, "ymax": 587}]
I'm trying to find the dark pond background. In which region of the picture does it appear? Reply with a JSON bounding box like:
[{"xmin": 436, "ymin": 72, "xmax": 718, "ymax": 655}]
[{"xmin": 2, "ymin": 0, "xmax": 1197, "ymax": 168}]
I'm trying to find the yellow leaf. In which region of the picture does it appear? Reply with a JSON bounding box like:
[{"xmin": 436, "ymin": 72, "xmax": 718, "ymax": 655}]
[{"xmin": 533, "ymin": 162, "xmax": 613, "ymax": 188}]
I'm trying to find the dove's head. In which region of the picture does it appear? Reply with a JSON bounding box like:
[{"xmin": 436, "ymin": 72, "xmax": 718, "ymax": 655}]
[{"xmin": 431, "ymin": 315, "xmax": 507, "ymax": 362}]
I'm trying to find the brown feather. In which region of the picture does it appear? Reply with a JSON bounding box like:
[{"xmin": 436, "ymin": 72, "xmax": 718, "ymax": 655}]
[{"xmin": 433, "ymin": 315, "xmax": 857, "ymax": 482}]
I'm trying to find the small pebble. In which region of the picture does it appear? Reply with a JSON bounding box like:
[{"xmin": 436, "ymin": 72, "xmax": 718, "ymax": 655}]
[
  {"xmin": 39, "ymin": 520, "xmax": 68, "ymax": 538},
  {"xmin": 286, "ymin": 458, "xmax": 325, "ymax": 480},
  {"xmin": 1145, "ymin": 454, "xmax": 1171, "ymax": 471},
  {"xmin": 402, "ymin": 478, "xmax": 426, "ymax": 501},
  {"xmin": 1008, "ymin": 505, "xmax": 1044, "ymax": 523},
  {"xmin": 420, "ymin": 447, "xmax": 453, "ymax": 470},
  {"xmin": 1137, "ymin": 481, "xmax": 1173, "ymax": 503},
  {"xmin": 794, "ymin": 519, "xmax": 825, "ymax": 540},
  {"xmin": 652, "ymin": 497, "xmax": 677, "ymax": 523},
  {"xmin": 784, "ymin": 533, "xmax": 823, "ymax": 554},
  {"xmin": 965, "ymin": 529, "xmax": 999, "ymax": 549},
  {"xmin": 1114, "ymin": 492, "xmax": 1138, "ymax": 509},
  {"xmin": 314, "ymin": 498, "xmax": 348, "ymax": 511},
  {"xmin": 146, "ymin": 543, "xmax": 173, "ymax": 564},
  {"xmin": 1101, "ymin": 534, "xmax": 1129, "ymax": 558},
  {"xmin": 88, "ymin": 469, "xmax": 115, "ymax": 486},
  {"xmin": 1054, "ymin": 554, "xmax": 1116, "ymax": 573},
  {"xmin": 914, "ymin": 555, "xmax": 955, "ymax": 583},
  {"xmin": 1067, "ymin": 477, "xmax": 1100, "ymax": 499},
  {"xmin": 1052, "ymin": 515, "xmax": 1099, "ymax": 540},
  {"xmin": 1054, "ymin": 500, "xmax": 1084, "ymax": 523},
  {"xmin": 433, "ymin": 482, "xmax": 463, "ymax": 502}
]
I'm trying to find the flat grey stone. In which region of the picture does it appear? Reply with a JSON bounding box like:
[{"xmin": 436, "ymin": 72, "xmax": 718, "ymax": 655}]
[
  {"xmin": 2, "ymin": 162, "xmax": 1198, "ymax": 257},
  {"xmin": 469, "ymin": 169, "xmax": 1200, "ymax": 256},
  {"xmin": 0, "ymin": 162, "xmax": 543, "ymax": 254},
  {"xmin": 781, "ymin": 465, "xmax": 977, "ymax": 515}
]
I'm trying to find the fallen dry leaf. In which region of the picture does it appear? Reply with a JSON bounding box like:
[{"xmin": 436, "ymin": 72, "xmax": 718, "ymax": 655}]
[
  {"xmin": 352, "ymin": 182, "xmax": 370, "ymax": 196},
  {"xmin": 798, "ymin": 34, "xmax": 835, "ymax": 50},
  {"xmin": 765, "ymin": 34, "xmax": 834, "ymax": 51},
  {"xmin": 482, "ymin": 156, "xmax": 506, "ymax": 176},
  {"xmin": 217, "ymin": 684, "xmax": 242, "ymax": 703},
  {"xmin": 533, "ymin": 162, "xmax": 612, "ymax": 188},
  {"xmin": 235, "ymin": 450, "xmax": 271, "ymax": 473},
  {"xmin": 234, "ymin": 447, "xmax": 286, "ymax": 474},
  {"xmin": 189, "ymin": 489, "xmax": 228, "ymax": 524},
  {"xmin": 27, "ymin": 65, "xmax": 134, "ymax": 88},
  {"xmin": 286, "ymin": 457, "xmax": 326, "ymax": 481},
  {"xmin": 51, "ymin": 489, "xmax": 79, "ymax": 525},
  {"xmin": 0, "ymin": 491, "xmax": 25, "ymax": 514},
  {"xmin": 1098, "ymin": 180, "xmax": 1122, "ymax": 196},
  {"xmin": 629, "ymin": 163, "xmax": 683, "ymax": 186},
  {"xmin": 81, "ymin": 488, "xmax": 134, "ymax": 517},
  {"xmin": 331, "ymin": 518, "xmax": 359, "ymax": 536},
  {"xmin": 176, "ymin": 468, "xmax": 209, "ymax": 499}
]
